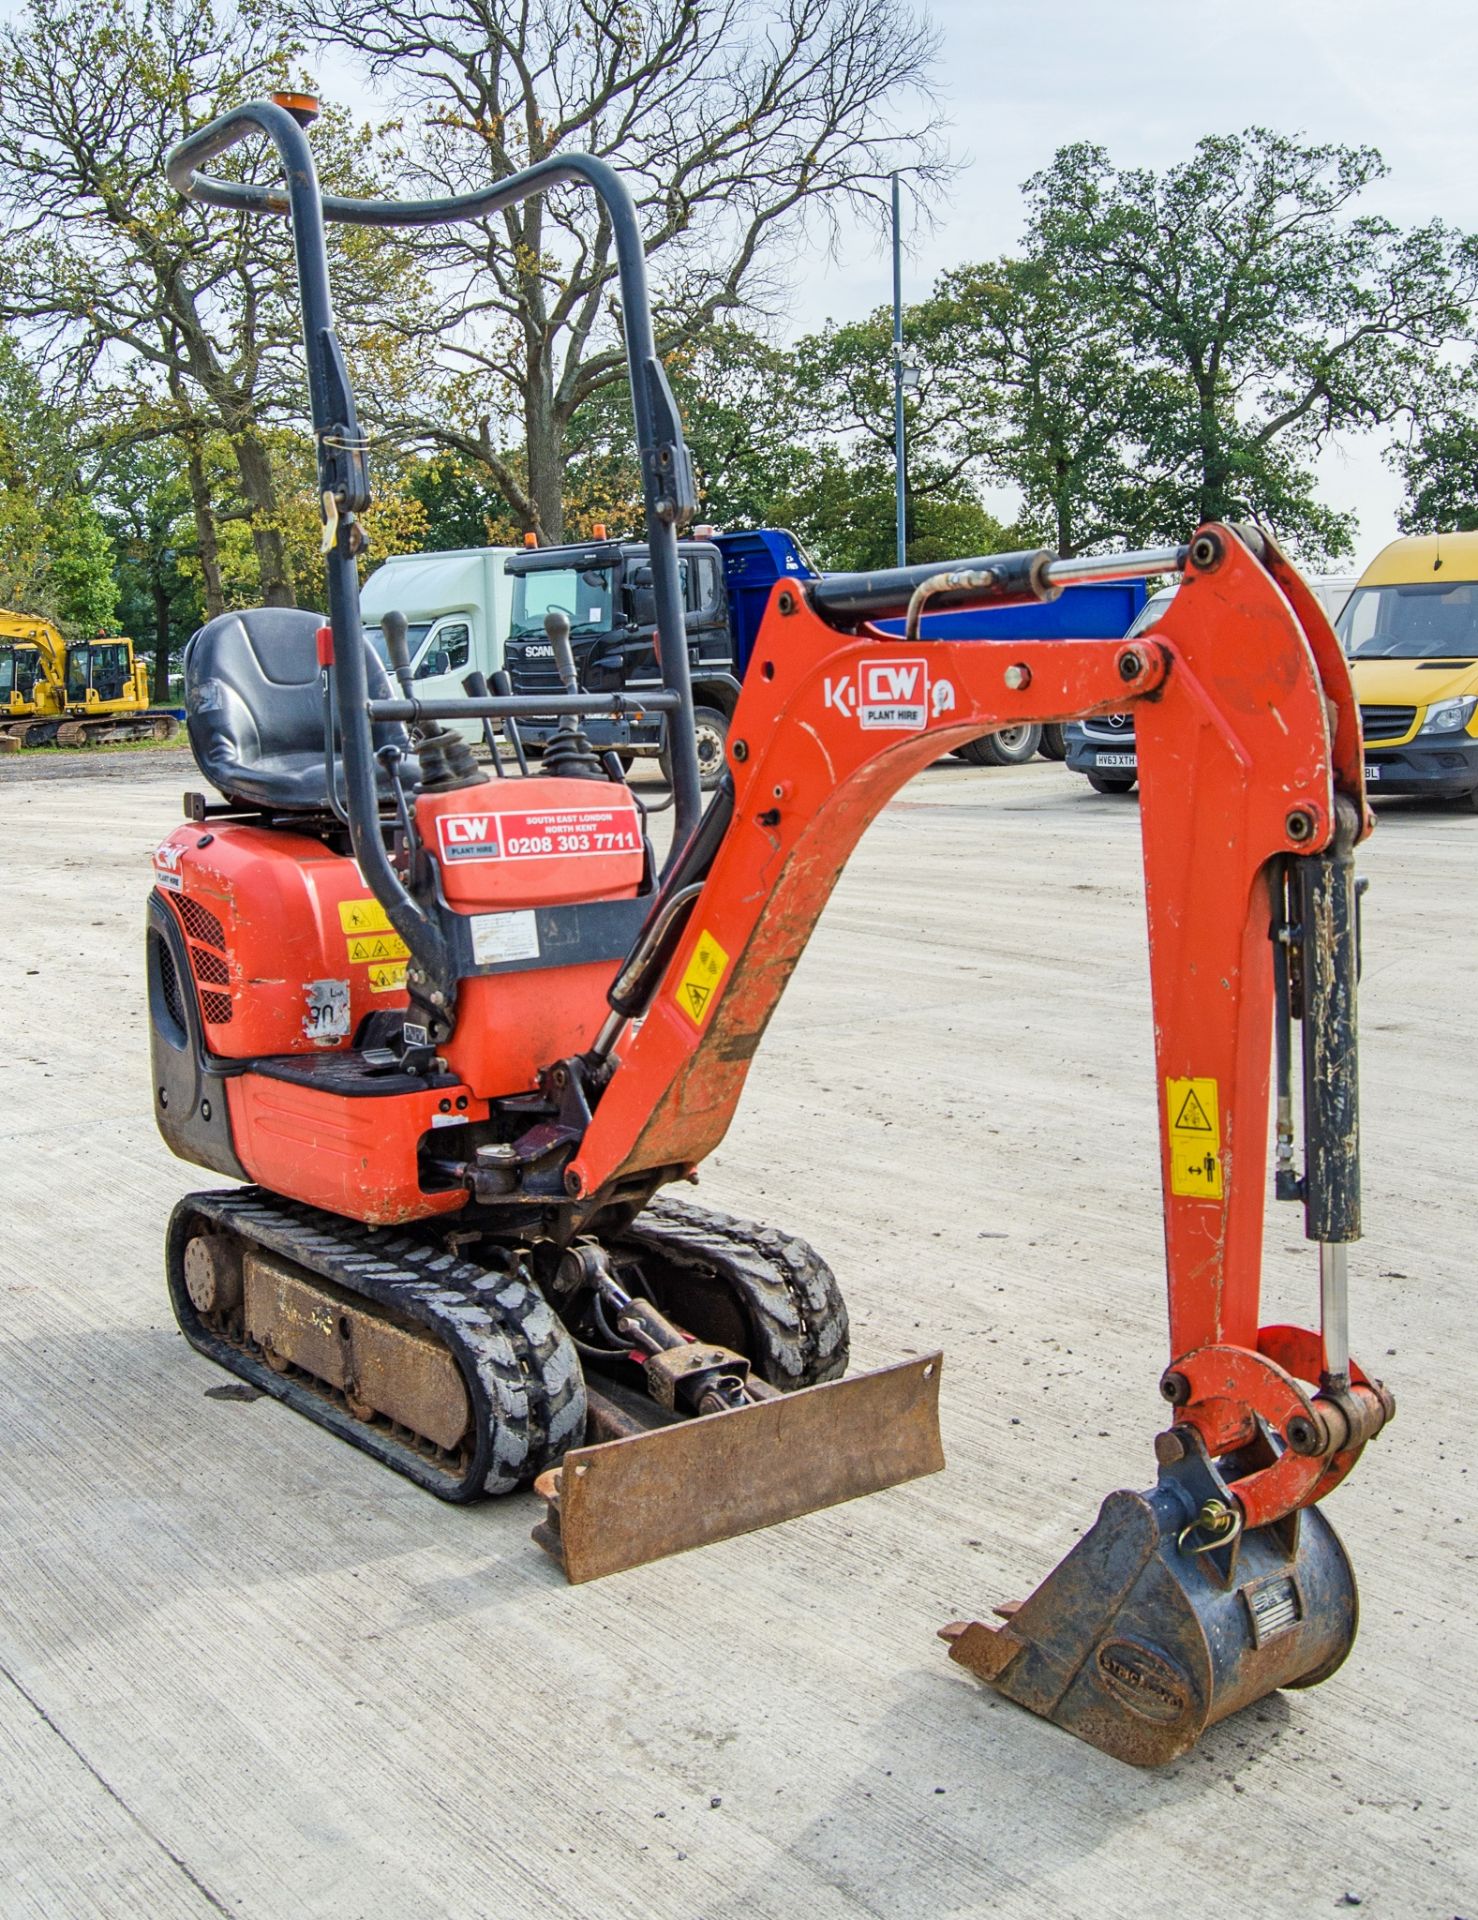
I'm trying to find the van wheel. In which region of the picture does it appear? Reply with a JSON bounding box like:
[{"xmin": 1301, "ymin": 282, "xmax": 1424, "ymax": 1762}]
[
  {"xmin": 956, "ymin": 724, "xmax": 1043, "ymax": 767},
  {"xmin": 661, "ymin": 705, "xmax": 730, "ymax": 791},
  {"xmin": 1038, "ymin": 724, "xmax": 1068, "ymax": 761},
  {"xmin": 1087, "ymin": 772, "xmax": 1137, "ymax": 795}
]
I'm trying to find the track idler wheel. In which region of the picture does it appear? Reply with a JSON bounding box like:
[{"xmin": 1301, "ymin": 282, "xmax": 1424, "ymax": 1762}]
[{"xmin": 940, "ymin": 1433, "xmax": 1358, "ymax": 1766}]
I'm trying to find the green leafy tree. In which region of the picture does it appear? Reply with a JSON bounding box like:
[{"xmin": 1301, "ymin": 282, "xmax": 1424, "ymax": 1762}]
[
  {"xmin": 405, "ymin": 456, "xmax": 523, "ymax": 551},
  {"xmin": 784, "ymin": 309, "xmax": 1028, "ymax": 567},
  {"xmin": 0, "ymin": 0, "xmax": 426, "ymax": 607},
  {"xmin": 49, "ymin": 498, "xmax": 120, "ymax": 633},
  {"xmin": 1024, "ymin": 130, "xmax": 1475, "ymax": 561},
  {"xmin": 1390, "ymin": 361, "xmax": 1478, "ymax": 533},
  {"xmin": 98, "ymin": 437, "xmax": 202, "ymax": 696},
  {"xmin": 0, "ymin": 333, "xmax": 119, "ymax": 628},
  {"xmin": 928, "ymin": 258, "xmax": 1153, "ymax": 556}
]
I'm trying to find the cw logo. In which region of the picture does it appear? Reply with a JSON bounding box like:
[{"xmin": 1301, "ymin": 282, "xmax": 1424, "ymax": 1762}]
[
  {"xmin": 823, "ymin": 658, "xmax": 931, "ymax": 730},
  {"xmin": 443, "ymin": 815, "xmax": 495, "ymax": 844}
]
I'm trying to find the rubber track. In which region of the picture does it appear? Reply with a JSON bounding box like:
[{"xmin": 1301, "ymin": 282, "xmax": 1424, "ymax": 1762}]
[
  {"xmin": 615, "ymin": 1196, "xmax": 850, "ymax": 1390},
  {"xmin": 167, "ymin": 1188, "xmax": 585, "ymax": 1501}
]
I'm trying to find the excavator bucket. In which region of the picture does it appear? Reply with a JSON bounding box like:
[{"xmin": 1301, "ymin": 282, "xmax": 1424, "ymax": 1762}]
[
  {"xmin": 940, "ymin": 1441, "xmax": 1357, "ymax": 1766},
  {"xmin": 533, "ymin": 1354, "xmax": 945, "ymax": 1583}
]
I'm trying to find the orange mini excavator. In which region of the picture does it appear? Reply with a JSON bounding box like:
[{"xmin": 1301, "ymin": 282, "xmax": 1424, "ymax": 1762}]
[{"xmin": 149, "ymin": 95, "xmax": 1392, "ymax": 1765}]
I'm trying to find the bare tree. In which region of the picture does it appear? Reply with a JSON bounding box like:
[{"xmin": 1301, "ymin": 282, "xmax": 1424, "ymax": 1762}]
[{"xmin": 323, "ymin": 0, "xmax": 947, "ymax": 541}]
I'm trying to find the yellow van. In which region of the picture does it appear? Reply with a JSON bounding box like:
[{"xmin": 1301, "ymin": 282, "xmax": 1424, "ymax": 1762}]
[{"xmin": 1335, "ymin": 531, "xmax": 1478, "ymax": 808}]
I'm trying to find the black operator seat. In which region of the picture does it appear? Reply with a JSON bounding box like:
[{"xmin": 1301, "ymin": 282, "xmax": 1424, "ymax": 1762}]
[{"xmin": 184, "ymin": 608, "xmax": 409, "ymax": 811}]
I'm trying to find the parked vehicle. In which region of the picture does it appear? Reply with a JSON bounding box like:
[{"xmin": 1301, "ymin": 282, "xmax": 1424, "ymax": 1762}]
[
  {"xmin": 359, "ymin": 547, "xmax": 518, "ymax": 742},
  {"xmin": 877, "ymin": 582, "xmax": 1148, "ymax": 766},
  {"xmin": 1065, "ymin": 573, "xmax": 1358, "ymax": 796},
  {"xmin": 505, "ymin": 531, "xmax": 1148, "ymax": 783},
  {"xmin": 502, "ymin": 527, "xmax": 812, "ymax": 788},
  {"xmin": 0, "ymin": 610, "xmax": 179, "ymax": 748},
  {"xmin": 1335, "ymin": 532, "xmax": 1478, "ymax": 807}
]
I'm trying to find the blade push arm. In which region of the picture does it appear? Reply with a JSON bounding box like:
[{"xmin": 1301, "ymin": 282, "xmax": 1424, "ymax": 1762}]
[{"xmin": 571, "ymin": 524, "xmax": 1389, "ymax": 1529}]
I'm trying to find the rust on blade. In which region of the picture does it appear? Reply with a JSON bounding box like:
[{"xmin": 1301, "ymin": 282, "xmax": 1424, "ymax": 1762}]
[{"xmin": 535, "ymin": 1354, "xmax": 945, "ymax": 1584}]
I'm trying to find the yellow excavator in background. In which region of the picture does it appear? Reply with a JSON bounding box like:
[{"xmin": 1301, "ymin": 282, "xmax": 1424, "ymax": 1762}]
[{"xmin": 0, "ymin": 610, "xmax": 181, "ymax": 750}]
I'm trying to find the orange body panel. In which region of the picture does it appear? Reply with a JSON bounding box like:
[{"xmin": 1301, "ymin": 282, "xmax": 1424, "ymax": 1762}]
[
  {"xmin": 441, "ymin": 964, "xmax": 622, "ymax": 1097},
  {"xmin": 415, "ymin": 774, "xmax": 645, "ymax": 1096},
  {"xmin": 226, "ymin": 1072, "xmax": 480, "ymax": 1225},
  {"xmin": 153, "ymin": 822, "xmax": 408, "ymax": 1057}
]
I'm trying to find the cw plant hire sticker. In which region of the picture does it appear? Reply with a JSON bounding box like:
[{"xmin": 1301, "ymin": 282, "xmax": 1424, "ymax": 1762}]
[{"xmin": 677, "ymin": 928, "xmax": 729, "ymax": 1026}]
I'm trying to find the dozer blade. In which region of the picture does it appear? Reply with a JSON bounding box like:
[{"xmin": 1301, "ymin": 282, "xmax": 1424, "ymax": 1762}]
[
  {"xmin": 941, "ymin": 1443, "xmax": 1357, "ymax": 1766},
  {"xmin": 533, "ymin": 1353, "xmax": 944, "ymax": 1583}
]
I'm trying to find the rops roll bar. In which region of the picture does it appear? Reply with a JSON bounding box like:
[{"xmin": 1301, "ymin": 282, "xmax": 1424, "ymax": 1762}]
[{"xmin": 165, "ymin": 97, "xmax": 705, "ymax": 1012}]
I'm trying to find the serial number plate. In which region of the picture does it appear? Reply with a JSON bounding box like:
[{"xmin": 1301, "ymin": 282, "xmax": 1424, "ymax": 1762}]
[
  {"xmin": 1096, "ymin": 752, "xmax": 1138, "ymax": 768},
  {"xmin": 1365, "ymin": 764, "xmax": 1382, "ymax": 781}
]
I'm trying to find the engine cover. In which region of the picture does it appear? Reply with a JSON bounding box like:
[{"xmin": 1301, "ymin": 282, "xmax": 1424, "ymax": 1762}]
[
  {"xmin": 152, "ymin": 823, "xmax": 409, "ymax": 1058},
  {"xmin": 416, "ymin": 775, "xmax": 647, "ymax": 1098}
]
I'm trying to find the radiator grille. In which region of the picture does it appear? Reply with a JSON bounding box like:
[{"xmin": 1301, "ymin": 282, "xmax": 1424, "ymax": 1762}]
[
  {"xmin": 1359, "ymin": 704, "xmax": 1417, "ymax": 744},
  {"xmin": 176, "ymin": 894, "xmax": 226, "ymax": 949},
  {"xmin": 158, "ymin": 939, "xmax": 186, "ymax": 1029},
  {"xmin": 191, "ymin": 945, "xmax": 229, "ymax": 986},
  {"xmin": 201, "ymin": 989, "xmax": 233, "ymax": 1026},
  {"xmin": 1081, "ymin": 712, "xmax": 1136, "ymax": 742}
]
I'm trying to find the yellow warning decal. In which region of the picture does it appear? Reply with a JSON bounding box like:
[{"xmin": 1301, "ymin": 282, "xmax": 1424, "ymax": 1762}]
[
  {"xmin": 368, "ymin": 960, "xmax": 408, "ymax": 994},
  {"xmin": 346, "ymin": 931, "xmax": 410, "ymax": 965},
  {"xmin": 676, "ymin": 928, "xmax": 729, "ymax": 1027},
  {"xmin": 339, "ymin": 897, "xmax": 394, "ymax": 936},
  {"xmin": 1166, "ymin": 1076, "xmax": 1223, "ymax": 1199}
]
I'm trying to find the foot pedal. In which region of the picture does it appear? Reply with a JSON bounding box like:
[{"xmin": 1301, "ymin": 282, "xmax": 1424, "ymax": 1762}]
[
  {"xmin": 941, "ymin": 1443, "xmax": 1357, "ymax": 1766},
  {"xmin": 534, "ymin": 1354, "xmax": 944, "ymax": 1583}
]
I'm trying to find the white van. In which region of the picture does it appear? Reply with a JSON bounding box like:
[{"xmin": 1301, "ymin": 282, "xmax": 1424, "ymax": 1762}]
[{"xmin": 359, "ymin": 548, "xmax": 517, "ymax": 741}]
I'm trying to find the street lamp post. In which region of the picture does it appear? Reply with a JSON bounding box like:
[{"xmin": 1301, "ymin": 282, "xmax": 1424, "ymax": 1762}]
[{"xmin": 891, "ymin": 170, "xmax": 906, "ymax": 568}]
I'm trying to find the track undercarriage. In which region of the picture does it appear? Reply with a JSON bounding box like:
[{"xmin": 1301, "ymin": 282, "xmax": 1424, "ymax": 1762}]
[{"xmin": 167, "ymin": 1187, "xmax": 940, "ymax": 1574}]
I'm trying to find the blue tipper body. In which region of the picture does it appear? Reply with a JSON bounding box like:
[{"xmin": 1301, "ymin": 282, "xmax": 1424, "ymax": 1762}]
[{"xmin": 713, "ymin": 528, "xmax": 1147, "ymax": 666}]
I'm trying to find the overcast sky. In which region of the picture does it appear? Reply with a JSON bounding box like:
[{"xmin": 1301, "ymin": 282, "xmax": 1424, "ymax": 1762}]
[
  {"xmin": 807, "ymin": 0, "xmax": 1477, "ymax": 568},
  {"xmin": 10, "ymin": 0, "xmax": 1469, "ymax": 566}
]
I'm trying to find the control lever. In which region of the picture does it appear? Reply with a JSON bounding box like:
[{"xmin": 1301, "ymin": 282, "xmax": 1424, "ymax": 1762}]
[
  {"xmin": 381, "ymin": 609, "xmax": 415, "ymax": 700},
  {"xmin": 545, "ymin": 608, "xmax": 578, "ymax": 691},
  {"xmin": 461, "ymin": 670, "xmax": 506, "ymax": 776},
  {"xmin": 541, "ymin": 608, "xmax": 604, "ymax": 781},
  {"xmin": 491, "ymin": 669, "xmax": 530, "ymax": 775}
]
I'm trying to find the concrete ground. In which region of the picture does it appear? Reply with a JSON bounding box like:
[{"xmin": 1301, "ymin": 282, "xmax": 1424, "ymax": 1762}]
[{"xmin": 1, "ymin": 744, "xmax": 1473, "ymax": 1920}]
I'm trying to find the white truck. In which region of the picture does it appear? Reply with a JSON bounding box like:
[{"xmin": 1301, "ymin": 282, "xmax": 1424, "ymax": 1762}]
[{"xmin": 359, "ymin": 547, "xmax": 517, "ymax": 740}]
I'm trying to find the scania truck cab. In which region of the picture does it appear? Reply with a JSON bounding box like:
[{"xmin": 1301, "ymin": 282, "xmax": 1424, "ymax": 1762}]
[
  {"xmin": 503, "ymin": 528, "xmax": 813, "ymax": 788},
  {"xmin": 1334, "ymin": 532, "xmax": 1478, "ymax": 808}
]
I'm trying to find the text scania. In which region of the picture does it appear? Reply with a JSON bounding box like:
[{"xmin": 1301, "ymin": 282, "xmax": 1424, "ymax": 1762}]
[
  {"xmin": 823, "ymin": 659, "xmax": 930, "ymax": 729},
  {"xmin": 436, "ymin": 809, "xmax": 642, "ymax": 862}
]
